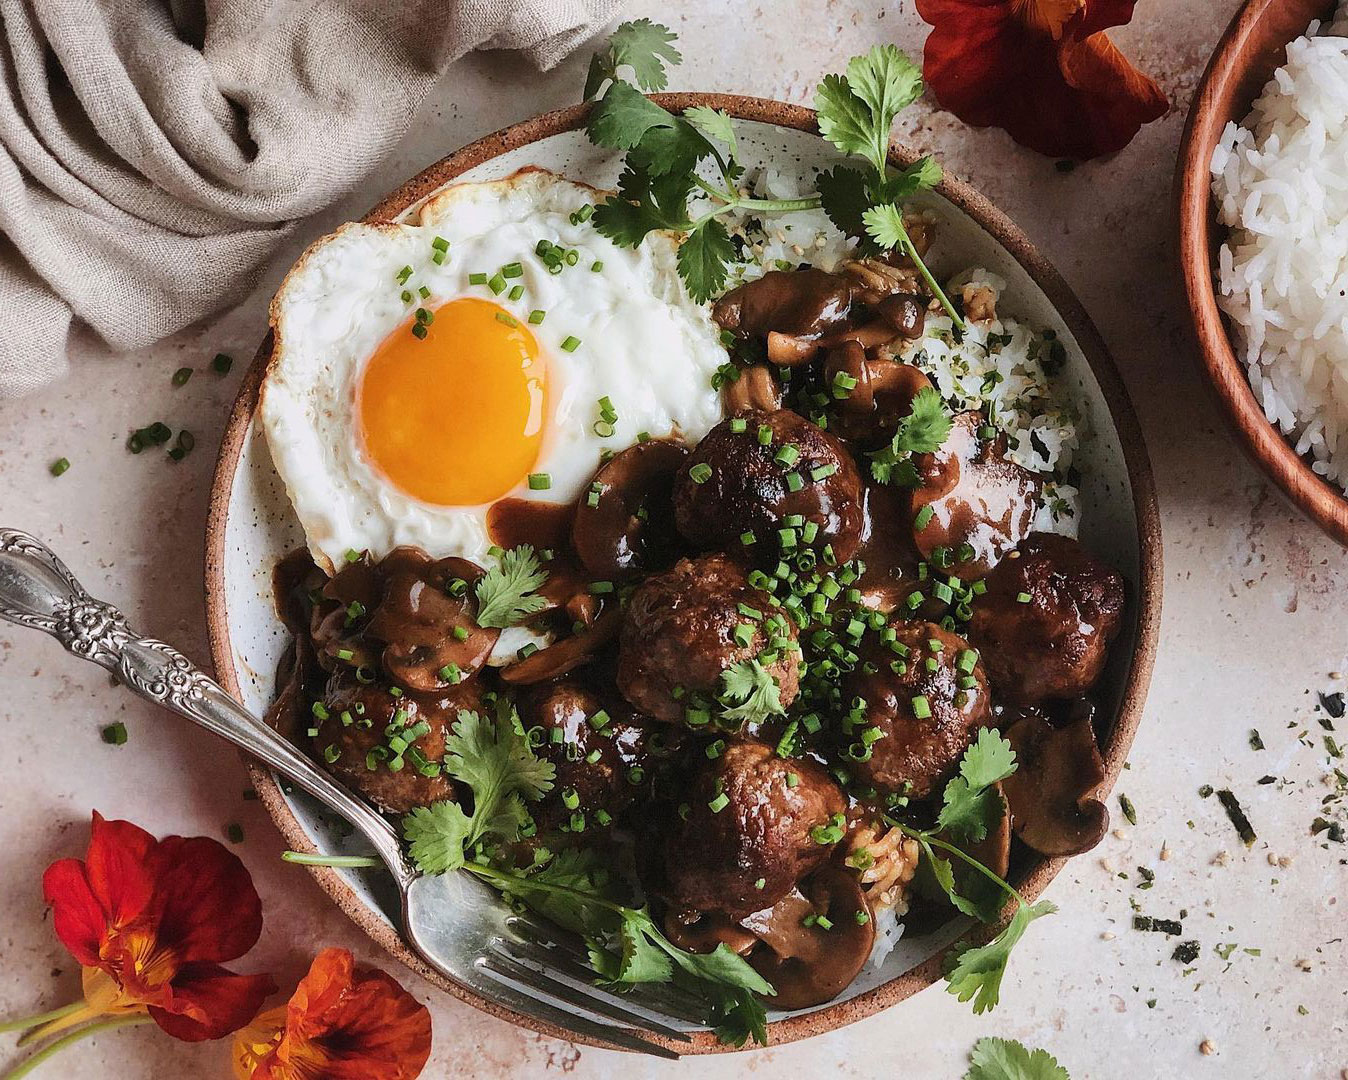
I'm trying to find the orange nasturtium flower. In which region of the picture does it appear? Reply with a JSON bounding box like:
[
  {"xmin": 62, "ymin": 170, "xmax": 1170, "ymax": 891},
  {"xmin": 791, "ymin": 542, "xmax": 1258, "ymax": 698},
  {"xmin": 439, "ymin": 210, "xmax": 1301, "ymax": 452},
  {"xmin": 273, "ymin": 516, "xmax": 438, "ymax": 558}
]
[
  {"xmin": 232, "ymin": 948, "xmax": 432, "ymax": 1080},
  {"xmin": 35, "ymin": 812, "xmax": 276, "ymax": 1042},
  {"xmin": 915, "ymin": 0, "xmax": 1168, "ymax": 160}
]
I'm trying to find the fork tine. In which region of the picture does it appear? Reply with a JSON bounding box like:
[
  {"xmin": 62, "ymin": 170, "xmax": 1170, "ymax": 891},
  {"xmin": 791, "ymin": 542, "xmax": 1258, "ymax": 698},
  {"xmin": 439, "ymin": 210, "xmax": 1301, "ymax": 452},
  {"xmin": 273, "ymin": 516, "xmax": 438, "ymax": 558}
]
[
  {"xmin": 498, "ymin": 937, "xmax": 709, "ymax": 1026},
  {"xmin": 482, "ymin": 949, "xmax": 692, "ymax": 1043},
  {"xmin": 505, "ymin": 912, "xmax": 593, "ymax": 962},
  {"xmin": 474, "ymin": 959, "xmax": 682, "ymax": 1059}
]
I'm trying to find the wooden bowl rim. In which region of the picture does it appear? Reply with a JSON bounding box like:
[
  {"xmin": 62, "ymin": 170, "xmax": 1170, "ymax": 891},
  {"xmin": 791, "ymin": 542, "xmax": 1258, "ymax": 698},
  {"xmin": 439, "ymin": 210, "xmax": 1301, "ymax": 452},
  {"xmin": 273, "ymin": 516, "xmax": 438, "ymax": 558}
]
[
  {"xmin": 1176, "ymin": 0, "xmax": 1348, "ymax": 544},
  {"xmin": 205, "ymin": 93, "xmax": 1163, "ymax": 1054}
]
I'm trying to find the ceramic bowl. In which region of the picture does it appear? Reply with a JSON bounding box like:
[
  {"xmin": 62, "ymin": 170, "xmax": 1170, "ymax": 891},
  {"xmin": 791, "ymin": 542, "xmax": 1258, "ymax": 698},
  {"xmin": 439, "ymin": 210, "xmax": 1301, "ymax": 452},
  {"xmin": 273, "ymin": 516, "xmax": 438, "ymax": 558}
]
[
  {"xmin": 1177, "ymin": 0, "xmax": 1347, "ymax": 544},
  {"xmin": 205, "ymin": 95, "xmax": 1163, "ymax": 1053}
]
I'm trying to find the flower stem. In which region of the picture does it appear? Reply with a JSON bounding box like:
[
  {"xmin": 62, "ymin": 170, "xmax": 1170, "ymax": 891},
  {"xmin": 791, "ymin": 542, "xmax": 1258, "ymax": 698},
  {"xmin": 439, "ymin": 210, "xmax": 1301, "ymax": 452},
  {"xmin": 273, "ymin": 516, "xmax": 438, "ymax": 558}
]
[
  {"xmin": 0, "ymin": 1016, "xmax": 152, "ymax": 1080},
  {"xmin": 281, "ymin": 851, "xmax": 384, "ymax": 869},
  {"xmin": 0, "ymin": 1003, "xmax": 82, "ymax": 1036}
]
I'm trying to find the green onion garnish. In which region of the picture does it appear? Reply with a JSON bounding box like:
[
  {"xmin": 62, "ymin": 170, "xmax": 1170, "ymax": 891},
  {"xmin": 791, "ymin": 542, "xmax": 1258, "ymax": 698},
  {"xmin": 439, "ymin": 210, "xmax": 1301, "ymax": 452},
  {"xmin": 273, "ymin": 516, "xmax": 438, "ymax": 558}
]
[
  {"xmin": 527, "ymin": 472, "xmax": 550, "ymax": 490},
  {"xmin": 561, "ymin": 335, "xmax": 581, "ymax": 352},
  {"xmin": 49, "ymin": 458, "xmax": 70, "ymax": 477}
]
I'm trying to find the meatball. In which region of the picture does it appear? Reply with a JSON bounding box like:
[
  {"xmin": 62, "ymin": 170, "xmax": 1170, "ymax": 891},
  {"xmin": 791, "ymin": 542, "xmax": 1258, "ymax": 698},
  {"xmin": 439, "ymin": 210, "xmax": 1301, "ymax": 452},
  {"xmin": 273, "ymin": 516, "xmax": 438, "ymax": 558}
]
[
  {"xmin": 310, "ymin": 673, "xmax": 484, "ymax": 814},
  {"xmin": 519, "ymin": 679, "xmax": 651, "ymax": 829},
  {"xmin": 660, "ymin": 740, "xmax": 846, "ymax": 918},
  {"xmin": 968, "ymin": 533, "xmax": 1125, "ymax": 705},
  {"xmin": 909, "ymin": 413, "xmax": 1040, "ymax": 578},
  {"xmin": 842, "ymin": 620, "xmax": 992, "ymax": 799},
  {"xmin": 617, "ymin": 555, "xmax": 800, "ymax": 725},
  {"xmin": 674, "ymin": 410, "xmax": 864, "ymax": 564}
]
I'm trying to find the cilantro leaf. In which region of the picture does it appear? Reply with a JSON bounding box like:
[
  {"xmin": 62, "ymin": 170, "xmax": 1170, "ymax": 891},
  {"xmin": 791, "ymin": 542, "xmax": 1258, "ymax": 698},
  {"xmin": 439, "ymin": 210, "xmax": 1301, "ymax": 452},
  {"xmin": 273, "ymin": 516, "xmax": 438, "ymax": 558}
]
[
  {"xmin": 718, "ymin": 658, "xmax": 786, "ymax": 726},
  {"xmin": 892, "ymin": 386, "xmax": 952, "ymax": 455},
  {"xmin": 594, "ymin": 166, "xmax": 693, "ymax": 247},
  {"xmin": 618, "ymin": 915, "xmax": 675, "ymax": 983},
  {"xmin": 861, "ymin": 202, "xmax": 908, "ymax": 252},
  {"xmin": 445, "ymin": 706, "xmax": 555, "ymax": 828},
  {"xmin": 960, "ymin": 727, "xmax": 1018, "ymax": 789},
  {"xmin": 816, "ymin": 164, "xmax": 873, "ymax": 242},
  {"xmin": 945, "ymin": 901, "xmax": 1057, "ymax": 1013},
  {"xmin": 587, "ymin": 80, "xmax": 679, "ymax": 151},
  {"xmin": 707, "ymin": 986, "xmax": 769, "ymax": 1048},
  {"xmin": 919, "ymin": 837, "xmax": 996, "ymax": 921},
  {"xmin": 676, "ymin": 218, "xmax": 735, "ymax": 303},
  {"xmin": 584, "ymin": 19, "xmax": 681, "ymax": 99},
  {"xmin": 474, "ymin": 544, "xmax": 548, "ymax": 628},
  {"xmin": 966, "ymin": 1037, "xmax": 1072, "ymax": 1080},
  {"xmin": 501, "ymin": 848, "xmax": 621, "ymax": 937},
  {"xmin": 683, "ymin": 105, "xmax": 739, "ymax": 159},
  {"xmin": 628, "ymin": 116, "xmax": 714, "ymax": 178},
  {"xmin": 815, "ymin": 73, "xmax": 879, "ymax": 170},
  {"xmin": 937, "ymin": 729, "xmax": 1018, "ymax": 843},
  {"xmin": 875, "ymin": 155, "xmax": 943, "ymax": 202},
  {"xmin": 402, "ymin": 801, "xmax": 472, "ymax": 876},
  {"xmin": 845, "ymin": 45, "xmax": 923, "ymax": 150}
]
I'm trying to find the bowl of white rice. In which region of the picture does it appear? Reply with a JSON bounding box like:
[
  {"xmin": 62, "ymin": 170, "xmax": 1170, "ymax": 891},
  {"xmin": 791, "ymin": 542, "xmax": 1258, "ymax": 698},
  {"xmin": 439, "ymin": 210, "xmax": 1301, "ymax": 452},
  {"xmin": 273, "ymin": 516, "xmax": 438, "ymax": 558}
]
[{"xmin": 1179, "ymin": 0, "xmax": 1348, "ymax": 544}]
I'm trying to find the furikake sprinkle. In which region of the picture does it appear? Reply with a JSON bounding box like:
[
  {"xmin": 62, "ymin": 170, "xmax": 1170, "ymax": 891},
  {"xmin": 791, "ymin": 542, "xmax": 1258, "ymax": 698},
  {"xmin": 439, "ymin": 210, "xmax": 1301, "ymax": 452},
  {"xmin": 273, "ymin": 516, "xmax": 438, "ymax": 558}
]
[{"xmin": 1216, "ymin": 788, "xmax": 1257, "ymax": 847}]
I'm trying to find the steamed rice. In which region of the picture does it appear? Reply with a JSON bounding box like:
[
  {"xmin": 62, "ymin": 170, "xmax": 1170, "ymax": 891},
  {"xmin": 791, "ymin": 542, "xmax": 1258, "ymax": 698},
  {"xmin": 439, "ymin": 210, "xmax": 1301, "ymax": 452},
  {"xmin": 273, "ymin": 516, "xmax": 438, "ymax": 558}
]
[{"xmin": 1211, "ymin": 4, "xmax": 1348, "ymax": 488}]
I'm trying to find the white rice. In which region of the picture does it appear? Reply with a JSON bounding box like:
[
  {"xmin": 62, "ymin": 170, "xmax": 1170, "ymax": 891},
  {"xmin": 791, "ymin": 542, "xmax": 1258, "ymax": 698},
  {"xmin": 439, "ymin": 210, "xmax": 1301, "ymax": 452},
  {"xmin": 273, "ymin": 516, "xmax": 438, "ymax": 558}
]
[{"xmin": 1211, "ymin": 4, "xmax": 1348, "ymax": 488}]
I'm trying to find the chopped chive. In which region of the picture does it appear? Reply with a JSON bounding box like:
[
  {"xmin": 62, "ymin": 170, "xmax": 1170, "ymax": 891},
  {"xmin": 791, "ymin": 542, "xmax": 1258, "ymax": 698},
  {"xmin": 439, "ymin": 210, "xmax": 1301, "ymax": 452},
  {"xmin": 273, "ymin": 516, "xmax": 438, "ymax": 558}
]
[
  {"xmin": 591, "ymin": 260, "xmax": 604, "ymax": 272},
  {"xmin": 212, "ymin": 353, "xmax": 233, "ymax": 374},
  {"xmin": 708, "ymin": 792, "xmax": 730, "ymax": 813},
  {"xmin": 49, "ymin": 457, "xmax": 70, "ymax": 477},
  {"xmin": 911, "ymin": 695, "xmax": 932, "ymax": 719},
  {"xmin": 401, "ymin": 289, "xmax": 413, "ymax": 303},
  {"xmin": 171, "ymin": 367, "xmax": 192, "ymax": 387},
  {"xmin": 411, "ymin": 322, "xmax": 428, "ymax": 339},
  {"xmin": 757, "ymin": 424, "xmax": 773, "ymax": 446},
  {"xmin": 688, "ymin": 462, "xmax": 713, "ymax": 484},
  {"xmin": 774, "ymin": 444, "xmax": 800, "ymax": 467},
  {"xmin": 527, "ymin": 472, "xmax": 551, "ymax": 490},
  {"xmin": 469, "ymin": 272, "xmax": 489, "ymax": 285},
  {"xmin": 225, "ymin": 823, "xmax": 245, "ymax": 844},
  {"xmin": 502, "ymin": 261, "xmax": 524, "ymax": 279},
  {"xmin": 730, "ymin": 418, "xmax": 747, "ymax": 433},
  {"xmin": 561, "ymin": 335, "xmax": 581, "ymax": 352},
  {"xmin": 1016, "ymin": 591, "xmax": 1033, "ymax": 604},
  {"xmin": 396, "ymin": 265, "xmax": 413, "ymax": 284},
  {"xmin": 431, "ymin": 236, "xmax": 449, "ymax": 252},
  {"xmin": 495, "ymin": 311, "xmax": 519, "ymax": 328},
  {"xmin": 508, "ymin": 284, "xmax": 524, "ymax": 301},
  {"xmin": 418, "ymin": 285, "xmax": 430, "ymax": 299},
  {"xmin": 811, "ymin": 463, "xmax": 839, "ymax": 482},
  {"xmin": 914, "ymin": 504, "xmax": 935, "ymax": 530},
  {"xmin": 100, "ymin": 722, "xmax": 128, "ymax": 745},
  {"xmin": 488, "ymin": 273, "xmax": 507, "ymax": 295},
  {"xmin": 528, "ymin": 309, "xmax": 546, "ymax": 324}
]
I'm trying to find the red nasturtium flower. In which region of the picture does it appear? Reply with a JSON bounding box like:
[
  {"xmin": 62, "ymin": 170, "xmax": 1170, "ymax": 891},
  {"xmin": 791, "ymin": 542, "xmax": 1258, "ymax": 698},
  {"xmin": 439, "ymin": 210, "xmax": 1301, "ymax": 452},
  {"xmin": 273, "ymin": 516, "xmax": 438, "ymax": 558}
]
[
  {"xmin": 231, "ymin": 948, "xmax": 432, "ymax": 1080},
  {"xmin": 38, "ymin": 812, "xmax": 276, "ymax": 1042},
  {"xmin": 915, "ymin": 0, "xmax": 1168, "ymax": 159}
]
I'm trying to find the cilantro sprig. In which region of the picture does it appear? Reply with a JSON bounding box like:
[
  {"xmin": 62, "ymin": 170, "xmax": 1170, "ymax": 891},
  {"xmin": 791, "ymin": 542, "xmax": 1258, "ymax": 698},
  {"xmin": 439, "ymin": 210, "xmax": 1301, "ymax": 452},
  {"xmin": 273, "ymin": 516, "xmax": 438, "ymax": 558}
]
[
  {"xmin": 886, "ymin": 729, "xmax": 1057, "ymax": 1013},
  {"xmin": 474, "ymin": 544, "xmax": 549, "ymax": 628},
  {"xmin": 869, "ymin": 385, "xmax": 952, "ymax": 484},
  {"xmin": 400, "ymin": 696, "xmax": 772, "ymax": 1046},
  {"xmin": 582, "ymin": 24, "xmax": 962, "ymax": 319}
]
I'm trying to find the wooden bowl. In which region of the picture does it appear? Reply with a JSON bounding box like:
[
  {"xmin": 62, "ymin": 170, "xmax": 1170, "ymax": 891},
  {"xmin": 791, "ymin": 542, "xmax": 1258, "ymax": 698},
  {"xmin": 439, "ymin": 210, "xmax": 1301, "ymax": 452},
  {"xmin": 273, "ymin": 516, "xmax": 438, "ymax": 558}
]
[
  {"xmin": 205, "ymin": 95, "xmax": 1163, "ymax": 1053},
  {"xmin": 1177, "ymin": 0, "xmax": 1347, "ymax": 543}
]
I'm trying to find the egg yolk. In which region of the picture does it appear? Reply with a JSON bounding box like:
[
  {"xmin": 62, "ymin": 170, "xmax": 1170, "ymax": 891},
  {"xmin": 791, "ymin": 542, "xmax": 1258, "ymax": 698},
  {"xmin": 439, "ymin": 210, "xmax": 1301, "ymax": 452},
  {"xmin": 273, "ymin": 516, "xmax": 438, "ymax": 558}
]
[{"xmin": 358, "ymin": 297, "xmax": 546, "ymax": 506}]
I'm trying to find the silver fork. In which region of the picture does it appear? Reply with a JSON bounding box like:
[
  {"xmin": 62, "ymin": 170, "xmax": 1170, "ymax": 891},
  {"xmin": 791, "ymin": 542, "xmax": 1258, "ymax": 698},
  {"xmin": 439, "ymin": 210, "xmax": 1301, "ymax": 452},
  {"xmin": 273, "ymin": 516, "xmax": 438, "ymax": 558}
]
[{"xmin": 0, "ymin": 529, "xmax": 696, "ymax": 1058}]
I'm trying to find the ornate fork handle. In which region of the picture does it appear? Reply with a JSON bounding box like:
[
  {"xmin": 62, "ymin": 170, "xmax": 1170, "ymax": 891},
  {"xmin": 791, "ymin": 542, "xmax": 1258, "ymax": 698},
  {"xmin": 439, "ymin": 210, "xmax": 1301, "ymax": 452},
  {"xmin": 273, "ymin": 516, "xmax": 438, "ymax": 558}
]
[{"xmin": 0, "ymin": 528, "xmax": 413, "ymax": 887}]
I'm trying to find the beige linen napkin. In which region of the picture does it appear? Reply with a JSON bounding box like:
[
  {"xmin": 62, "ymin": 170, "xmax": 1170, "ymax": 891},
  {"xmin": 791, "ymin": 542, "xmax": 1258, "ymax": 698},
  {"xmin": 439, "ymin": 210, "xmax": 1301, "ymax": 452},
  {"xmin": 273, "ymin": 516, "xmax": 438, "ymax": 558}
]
[{"xmin": 0, "ymin": 0, "xmax": 619, "ymax": 396}]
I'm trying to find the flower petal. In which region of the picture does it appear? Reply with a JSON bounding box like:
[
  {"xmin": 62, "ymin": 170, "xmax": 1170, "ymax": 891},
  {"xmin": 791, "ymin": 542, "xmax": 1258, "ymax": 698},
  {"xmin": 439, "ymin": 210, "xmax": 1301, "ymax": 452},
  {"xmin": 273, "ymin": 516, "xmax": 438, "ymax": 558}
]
[
  {"xmin": 42, "ymin": 813, "xmax": 157, "ymax": 966},
  {"xmin": 257, "ymin": 949, "xmax": 431, "ymax": 1080},
  {"xmin": 916, "ymin": 0, "xmax": 1167, "ymax": 159},
  {"xmin": 150, "ymin": 835, "xmax": 265, "ymax": 964},
  {"xmin": 148, "ymin": 963, "xmax": 278, "ymax": 1042}
]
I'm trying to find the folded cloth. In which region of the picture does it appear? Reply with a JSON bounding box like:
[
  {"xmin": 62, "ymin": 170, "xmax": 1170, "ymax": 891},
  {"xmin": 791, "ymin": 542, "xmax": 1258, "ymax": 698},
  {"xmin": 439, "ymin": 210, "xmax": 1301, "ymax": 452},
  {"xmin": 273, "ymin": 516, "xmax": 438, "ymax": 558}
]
[{"xmin": 0, "ymin": 0, "xmax": 619, "ymax": 397}]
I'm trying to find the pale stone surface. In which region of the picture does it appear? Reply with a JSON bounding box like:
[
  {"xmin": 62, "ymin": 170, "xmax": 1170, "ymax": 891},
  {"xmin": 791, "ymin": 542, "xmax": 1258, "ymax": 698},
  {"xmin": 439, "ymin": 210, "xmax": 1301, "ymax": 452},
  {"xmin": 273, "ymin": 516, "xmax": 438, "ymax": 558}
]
[{"xmin": 2, "ymin": 2, "xmax": 1346, "ymax": 1077}]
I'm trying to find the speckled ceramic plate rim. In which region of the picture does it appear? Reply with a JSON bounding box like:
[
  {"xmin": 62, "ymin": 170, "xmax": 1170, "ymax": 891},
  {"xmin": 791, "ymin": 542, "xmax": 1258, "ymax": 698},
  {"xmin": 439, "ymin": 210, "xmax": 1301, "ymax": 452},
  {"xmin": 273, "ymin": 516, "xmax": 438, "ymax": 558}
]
[{"xmin": 205, "ymin": 94, "xmax": 1163, "ymax": 1055}]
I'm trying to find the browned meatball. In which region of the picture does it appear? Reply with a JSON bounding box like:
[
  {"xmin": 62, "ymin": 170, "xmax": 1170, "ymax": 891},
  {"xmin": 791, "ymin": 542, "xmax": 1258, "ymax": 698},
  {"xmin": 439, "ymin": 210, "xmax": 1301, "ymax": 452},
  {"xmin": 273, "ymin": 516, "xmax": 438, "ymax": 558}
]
[
  {"xmin": 842, "ymin": 620, "xmax": 992, "ymax": 799},
  {"xmin": 968, "ymin": 533, "xmax": 1125, "ymax": 705},
  {"xmin": 660, "ymin": 740, "xmax": 846, "ymax": 918},
  {"xmin": 673, "ymin": 410, "xmax": 864, "ymax": 564},
  {"xmin": 617, "ymin": 554, "xmax": 800, "ymax": 726},
  {"xmin": 519, "ymin": 679, "xmax": 651, "ymax": 830},
  {"xmin": 310, "ymin": 673, "xmax": 484, "ymax": 814},
  {"xmin": 909, "ymin": 413, "xmax": 1040, "ymax": 579}
]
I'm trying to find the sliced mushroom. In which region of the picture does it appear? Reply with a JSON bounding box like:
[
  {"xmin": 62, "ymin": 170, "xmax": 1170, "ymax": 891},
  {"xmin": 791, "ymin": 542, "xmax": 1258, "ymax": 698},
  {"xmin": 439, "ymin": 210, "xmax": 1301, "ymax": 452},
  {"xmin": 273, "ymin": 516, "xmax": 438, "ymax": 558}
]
[
  {"xmin": 1002, "ymin": 708, "xmax": 1109, "ymax": 857},
  {"xmin": 722, "ymin": 364, "xmax": 783, "ymax": 414},
  {"xmin": 364, "ymin": 551, "xmax": 498, "ymax": 691},
  {"xmin": 825, "ymin": 341, "xmax": 934, "ymax": 449},
  {"xmin": 745, "ymin": 867, "xmax": 875, "ymax": 1009},
  {"xmin": 910, "ymin": 412, "xmax": 1041, "ymax": 578},
  {"xmin": 837, "ymin": 256, "xmax": 923, "ymax": 305},
  {"xmin": 663, "ymin": 910, "xmax": 758, "ymax": 956},
  {"xmin": 713, "ymin": 268, "xmax": 856, "ymax": 343},
  {"xmin": 571, "ymin": 440, "xmax": 688, "ymax": 580},
  {"xmin": 499, "ymin": 604, "xmax": 621, "ymax": 685},
  {"xmin": 875, "ymin": 293, "xmax": 927, "ymax": 339}
]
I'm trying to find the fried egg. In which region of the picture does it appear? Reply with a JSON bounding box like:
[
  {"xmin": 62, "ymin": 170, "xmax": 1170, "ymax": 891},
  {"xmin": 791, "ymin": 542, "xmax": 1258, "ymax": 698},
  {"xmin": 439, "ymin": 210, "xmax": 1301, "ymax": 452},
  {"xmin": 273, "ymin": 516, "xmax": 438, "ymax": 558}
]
[{"xmin": 261, "ymin": 169, "xmax": 728, "ymax": 575}]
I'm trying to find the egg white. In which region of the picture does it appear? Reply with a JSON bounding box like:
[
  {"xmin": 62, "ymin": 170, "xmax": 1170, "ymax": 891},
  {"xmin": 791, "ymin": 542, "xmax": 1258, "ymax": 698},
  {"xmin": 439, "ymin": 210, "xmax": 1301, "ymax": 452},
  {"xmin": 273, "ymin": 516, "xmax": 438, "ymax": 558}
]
[{"xmin": 261, "ymin": 168, "xmax": 728, "ymax": 576}]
